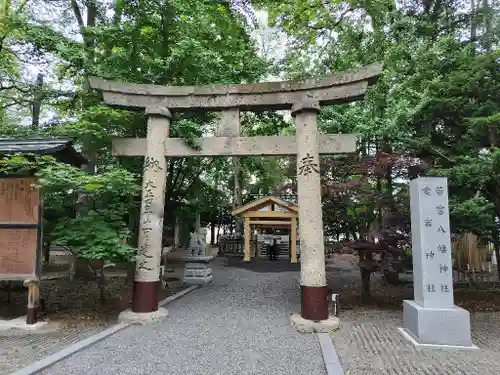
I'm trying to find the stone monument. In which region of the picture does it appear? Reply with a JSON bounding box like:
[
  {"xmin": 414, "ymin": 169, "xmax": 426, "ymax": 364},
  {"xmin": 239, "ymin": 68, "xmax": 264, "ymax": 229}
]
[{"xmin": 400, "ymin": 177, "xmax": 476, "ymax": 348}]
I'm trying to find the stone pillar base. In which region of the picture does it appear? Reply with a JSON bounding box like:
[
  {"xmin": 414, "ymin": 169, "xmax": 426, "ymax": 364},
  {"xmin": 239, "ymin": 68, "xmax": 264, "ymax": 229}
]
[
  {"xmin": 402, "ymin": 300, "xmax": 475, "ymax": 348},
  {"xmin": 118, "ymin": 307, "xmax": 168, "ymax": 325},
  {"xmin": 183, "ymin": 256, "xmax": 214, "ymax": 285},
  {"xmin": 290, "ymin": 312, "xmax": 340, "ymax": 333}
]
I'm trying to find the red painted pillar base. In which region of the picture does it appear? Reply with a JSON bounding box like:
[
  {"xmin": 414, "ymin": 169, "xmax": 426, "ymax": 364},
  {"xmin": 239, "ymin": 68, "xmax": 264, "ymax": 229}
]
[
  {"xmin": 131, "ymin": 281, "xmax": 160, "ymax": 313},
  {"xmin": 300, "ymin": 285, "xmax": 329, "ymax": 321},
  {"xmin": 26, "ymin": 307, "xmax": 38, "ymax": 325}
]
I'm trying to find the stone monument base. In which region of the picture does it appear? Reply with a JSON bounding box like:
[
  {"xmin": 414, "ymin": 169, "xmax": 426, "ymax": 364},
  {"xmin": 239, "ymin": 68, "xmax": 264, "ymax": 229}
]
[
  {"xmin": 401, "ymin": 300, "xmax": 476, "ymax": 349},
  {"xmin": 290, "ymin": 312, "xmax": 340, "ymax": 333},
  {"xmin": 183, "ymin": 256, "xmax": 213, "ymax": 285},
  {"xmin": 118, "ymin": 307, "xmax": 168, "ymax": 325}
]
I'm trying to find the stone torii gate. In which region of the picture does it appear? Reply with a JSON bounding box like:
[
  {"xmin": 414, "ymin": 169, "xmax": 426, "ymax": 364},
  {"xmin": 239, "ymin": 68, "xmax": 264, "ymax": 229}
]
[{"xmin": 90, "ymin": 62, "xmax": 381, "ymax": 329}]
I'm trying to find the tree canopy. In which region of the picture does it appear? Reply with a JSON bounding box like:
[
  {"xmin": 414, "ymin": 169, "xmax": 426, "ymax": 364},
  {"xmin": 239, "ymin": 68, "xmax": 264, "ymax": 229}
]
[{"xmin": 0, "ymin": 0, "xmax": 499, "ymax": 270}]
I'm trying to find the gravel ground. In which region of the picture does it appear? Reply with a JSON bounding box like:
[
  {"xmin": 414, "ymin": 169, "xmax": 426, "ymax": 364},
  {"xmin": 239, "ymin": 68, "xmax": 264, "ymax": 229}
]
[
  {"xmin": 38, "ymin": 258, "xmax": 326, "ymax": 375},
  {"xmin": 1, "ymin": 275, "xmax": 184, "ymax": 323},
  {"xmin": 0, "ymin": 326, "xmax": 107, "ymax": 375},
  {"xmin": 326, "ymin": 255, "xmax": 500, "ymax": 375},
  {"xmin": 28, "ymin": 254, "xmax": 500, "ymax": 375},
  {"xmin": 331, "ymin": 312, "xmax": 500, "ymax": 375},
  {"xmin": 0, "ymin": 275, "xmax": 184, "ymax": 375}
]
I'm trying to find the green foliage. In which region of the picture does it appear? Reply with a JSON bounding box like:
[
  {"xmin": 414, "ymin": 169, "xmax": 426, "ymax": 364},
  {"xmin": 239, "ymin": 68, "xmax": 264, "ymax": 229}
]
[
  {"xmin": 0, "ymin": 0, "xmax": 290, "ymax": 242},
  {"xmin": 0, "ymin": 153, "xmax": 139, "ymax": 263},
  {"xmin": 3, "ymin": 0, "xmax": 497, "ymax": 258},
  {"xmin": 255, "ymin": 0, "xmax": 500, "ymax": 246},
  {"xmin": 38, "ymin": 160, "xmax": 139, "ymax": 263},
  {"xmin": 53, "ymin": 213, "xmax": 136, "ymax": 263},
  {"xmin": 449, "ymin": 197, "xmax": 495, "ymax": 238}
]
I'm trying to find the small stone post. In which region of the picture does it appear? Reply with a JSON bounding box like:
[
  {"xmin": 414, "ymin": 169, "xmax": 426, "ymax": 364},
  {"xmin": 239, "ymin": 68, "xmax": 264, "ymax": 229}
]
[
  {"xmin": 292, "ymin": 99, "xmax": 328, "ymax": 321},
  {"xmin": 132, "ymin": 106, "xmax": 170, "ymax": 315}
]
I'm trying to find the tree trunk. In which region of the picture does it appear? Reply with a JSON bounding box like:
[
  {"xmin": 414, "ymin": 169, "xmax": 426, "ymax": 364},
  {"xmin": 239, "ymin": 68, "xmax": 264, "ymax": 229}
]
[
  {"xmin": 31, "ymin": 73, "xmax": 43, "ymax": 129},
  {"xmin": 359, "ymin": 251, "xmax": 373, "ymax": 302},
  {"xmin": 361, "ymin": 249, "xmax": 374, "ymax": 302},
  {"xmin": 71, "ymin": 1, "xmax": 99, "ymax": 279},
  {"xmin": 375, "ymin": 153, "xmax": 383, "ymax": 226},
  {"xmin": 482, "ymin": 0, "xmax": 492, "ymax": 51},
  {"xmin": 210, "ymin": 222, "xmax": 215, "ymax": 245},
  {"xmin": 99, "ymin": 262, "xmax": 105, "ymax": 304},
  {"xmin": 43, "ymin": 241, "xmax": 50, "ymax": 263},
  {"xmin": 74, "ymin": 153, "xmax": 97, "ymax": 279},
  {"xmin": 233, "ymin": 158, "xmax": 243, "ymax": 233},
  {"xmin": 74, "ymin": 259, "xmax": 93, "ymax": 280},
  {"xmin": 361, "ymin": 268, "xmax": 372, "ymax": 302},
  {"xmin": 493, "ymin": 215, "xmax": 500, "ymax": 281},
  {"xmin": 174, "ymin": 216, "xmax": 180, "ymax": 247}
]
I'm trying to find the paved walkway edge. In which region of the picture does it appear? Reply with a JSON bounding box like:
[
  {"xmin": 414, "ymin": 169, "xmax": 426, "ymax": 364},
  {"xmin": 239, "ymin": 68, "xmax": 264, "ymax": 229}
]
[
  {"xmin": 9, "ymin": 284, "xmax": 201, "ymax": 375},
  {"xmin": 159, "ymin": 285, "xmax": 199, "ymax": 306},
  {"xmin": 317, "ymin": 333, "xmax": 345, "ymax": 375}
]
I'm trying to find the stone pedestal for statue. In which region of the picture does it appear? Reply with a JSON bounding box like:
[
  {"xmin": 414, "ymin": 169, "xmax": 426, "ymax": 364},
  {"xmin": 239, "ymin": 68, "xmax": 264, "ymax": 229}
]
[
  {"xmin": 183, "ymin": 255, "xmax": 213, "ymax": 285},
  {"xmin": 401, "ymin": 177, "xmax": 476, "ymax": 349}
]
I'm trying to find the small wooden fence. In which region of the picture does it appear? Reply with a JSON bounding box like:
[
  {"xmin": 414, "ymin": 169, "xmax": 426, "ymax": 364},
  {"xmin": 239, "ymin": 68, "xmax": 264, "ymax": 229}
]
[
  {"xmin": 218, "ymin": 237, "xmax": 244, "ymax": 256},
  {"xmin": 218, "ymin": 237, "xmax": 338, "ymax": 258}
]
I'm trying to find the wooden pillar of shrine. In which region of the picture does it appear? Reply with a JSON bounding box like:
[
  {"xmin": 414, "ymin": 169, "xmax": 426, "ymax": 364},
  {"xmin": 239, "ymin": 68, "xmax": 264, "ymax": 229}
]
[
  {"xmin": 243, "ymin": 217, "xmax": 250, "ymax": 262},
  {"xmin": 250, "ymin": 228, "xmax": 257, "ymax": 258}
]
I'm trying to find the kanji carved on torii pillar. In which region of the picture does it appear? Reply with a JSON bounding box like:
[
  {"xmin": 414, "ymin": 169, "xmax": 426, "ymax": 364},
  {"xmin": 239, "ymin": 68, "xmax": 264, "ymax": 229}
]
[{"xmin": 90, "ymin": 62, "xmax": 382, "ymax": 330}]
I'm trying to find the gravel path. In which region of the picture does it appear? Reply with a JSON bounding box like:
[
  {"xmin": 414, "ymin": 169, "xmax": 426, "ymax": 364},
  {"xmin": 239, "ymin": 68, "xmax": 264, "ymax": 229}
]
[
  {"xmin": 0, "ymin": 326, "xmax": 107, "ymax": 375},
  {"xmin": 332, "ymin": 312, "xmax": 500, "ymax": 375},
  {"xmin": 326, "ymin": 255, "xmax": 500, "ymax": 375},
  {"xmin": 39, "ymin": 258, "xmax": 326, "ymax": 375}
]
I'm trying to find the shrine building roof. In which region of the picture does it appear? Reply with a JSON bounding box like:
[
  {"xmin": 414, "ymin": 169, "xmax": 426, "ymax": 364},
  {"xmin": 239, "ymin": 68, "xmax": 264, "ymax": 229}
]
[{"xmin": 0, "ymin": 138, "xmax": 88, "ymax": 167}]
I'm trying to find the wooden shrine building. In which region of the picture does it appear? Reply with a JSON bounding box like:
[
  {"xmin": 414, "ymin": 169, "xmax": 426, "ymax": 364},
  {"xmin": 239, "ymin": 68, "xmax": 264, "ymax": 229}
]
[
  {"xmin": 232, "ymin": 196, "xmax": 298, "ymax": 263},
  {"xmin": 0, "ymin": 138, "xmax": 87, "ymax": 324}
]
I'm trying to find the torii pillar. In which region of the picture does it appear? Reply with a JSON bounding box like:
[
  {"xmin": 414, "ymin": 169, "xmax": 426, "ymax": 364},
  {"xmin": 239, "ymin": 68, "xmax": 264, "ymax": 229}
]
[
  {"xmin": 292, "ymin": 99, "xmax": 328, "ymax": 321},
  {"xmin": 120, "ymin": 105, "xmax": 171, "ymax": 322}
]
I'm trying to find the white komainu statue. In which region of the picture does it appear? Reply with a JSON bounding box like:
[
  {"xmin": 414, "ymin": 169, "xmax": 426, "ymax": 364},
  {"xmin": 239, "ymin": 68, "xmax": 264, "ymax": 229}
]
[{"xmin": 189, "ymin": 228, "xmax": 206, "ymax": 256}]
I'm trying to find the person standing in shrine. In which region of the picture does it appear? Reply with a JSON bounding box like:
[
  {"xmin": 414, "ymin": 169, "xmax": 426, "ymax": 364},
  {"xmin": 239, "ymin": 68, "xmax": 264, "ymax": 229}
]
[{"xmin": 269, "ymin": 238, "xmax": 278, "ymax": 261}]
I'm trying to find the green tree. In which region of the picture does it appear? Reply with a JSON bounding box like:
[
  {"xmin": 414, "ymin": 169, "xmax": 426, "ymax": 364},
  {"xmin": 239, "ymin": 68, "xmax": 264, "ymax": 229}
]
[{"xmin": 253, "ymin": 0, "xmax": 500, "ymax": 290}]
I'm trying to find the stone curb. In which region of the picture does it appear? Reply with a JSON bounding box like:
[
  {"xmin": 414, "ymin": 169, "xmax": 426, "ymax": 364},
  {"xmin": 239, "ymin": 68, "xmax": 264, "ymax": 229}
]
[
  {"xmin": 7, "ymin": 323, "xmax": 129, "ymax": 375},
  {"xmin": 9, "ymin": 284, "xmax": 201, "ymax": 375},
  {"xmin": 158, "ymin": 285, "xmax": 199, "ymax": 306},
  {"xmin": 317, "ymin": 333, "xmax": 346, "ymax": 375}
]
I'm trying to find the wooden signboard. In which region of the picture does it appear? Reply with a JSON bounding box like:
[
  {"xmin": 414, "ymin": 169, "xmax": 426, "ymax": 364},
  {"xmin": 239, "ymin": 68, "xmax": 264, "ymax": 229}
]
[{"xmin": 0, "ymin": 177, "xmax": 41, "ymax": 280}]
